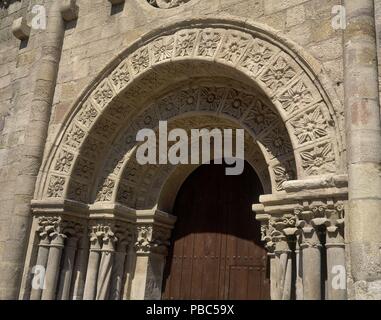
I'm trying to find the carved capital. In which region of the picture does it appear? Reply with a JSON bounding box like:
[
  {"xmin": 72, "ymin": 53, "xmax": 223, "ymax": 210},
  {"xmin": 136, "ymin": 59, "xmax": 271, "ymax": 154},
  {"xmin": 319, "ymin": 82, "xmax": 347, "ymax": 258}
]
[
  {"xmin": 324, "ymin": 201, "xmax": 345, "ymax": 247},
  {"xmin": 89, "ymin": 222, "xmax": 117, "ymax": 252},
  {"xmin": 114, "ymin": 223, "xmax": 135, "ymax": 253},
  {"xmin": 36, "ymin": 216, "xmax": 86, "ymax": 249},
  {"xmin": 259, "ymin": 214, "xmax": 297, "ymax": 254},
  {"xmin": 135, "ymin": 224, "xmax": 171, "ymax": 255},
  {"xmin": 37, "ymin": 216, "xmax": 65, "ymax": 246}
]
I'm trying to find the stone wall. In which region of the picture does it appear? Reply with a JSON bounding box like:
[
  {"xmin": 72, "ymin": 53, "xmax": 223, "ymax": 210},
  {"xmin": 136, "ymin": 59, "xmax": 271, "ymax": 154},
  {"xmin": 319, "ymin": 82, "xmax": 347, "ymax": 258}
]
[
  {"xmin": 0, "ymin": 0, "xmax": 46, "ymax": 298},
  {"xmin": 0, "ymin": 0, "xmax": 349, "ymax": 298},
  {"xmin": 376, "ymin": 0, "xmax": 381, "ymax": 103}
]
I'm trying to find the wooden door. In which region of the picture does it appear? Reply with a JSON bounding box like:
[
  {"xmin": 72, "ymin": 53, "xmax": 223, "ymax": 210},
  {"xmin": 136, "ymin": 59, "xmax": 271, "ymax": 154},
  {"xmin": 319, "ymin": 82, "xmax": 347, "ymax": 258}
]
[{"xmin": 162, "ymin": 162, "xmax": 270, "ymax": 300}]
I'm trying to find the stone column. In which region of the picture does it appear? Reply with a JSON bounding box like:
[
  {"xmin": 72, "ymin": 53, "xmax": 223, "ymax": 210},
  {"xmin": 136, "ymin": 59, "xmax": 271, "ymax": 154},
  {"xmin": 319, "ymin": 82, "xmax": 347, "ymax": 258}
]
[
  {"xmin": 83, "ymin": 227, "xmax": 102, "ymax": 300},
  {"xmin": 258, "ymin": 213, "xmax": 296, "ymax": 300},
  {"xmin": 109, "ymin": 225, "xmax": 134, "ymax": 300},
  {"xmin": 296, "ymin": 207, "xmax": 324, "ymax": 300},
  {"xmin": 70, "ymin": 237, "xmax": 89, "ymax": 300},
  {"xmin": 56, "ymin": 237, "xmax": 78, "ymax": 300},
  {"xmin": 325, "ymin": 204, "xmax": 346, "ymax": 300},
  {"xmin": 41, "ymin": 232, "xmax": 66, "ymax": 300},
  {"xmin": 268, "ymin": 253, "xmax": 279, "ymax": 300},
  {"xmin": 30, "ymin": 224, "xmax": 50, "ymax": 300},
  {"xmin": 276, "ymin": 241, "xmax": 292, "ymax": 300},
  {"xmin": 96, "ymin": 228, "xmax": 117, "ymax": 300},
  {"xmin": 272, "ymin": 215, "xmax": 297, "ymax": 300},
  {"xmin": 295, "ymin": 235, "xmax": 304, "ymax": 300},
  {"xmin": 122, "ymin": 244, "xmax": 137, "ymax": 300},
  {"xmin": 130, "ymin": 225, "xmax": 171, "ymax": 300},
  {"xmin": 109, "ymin": 240, "xmax": 128, "ymax": 300},
  {"xmin": 344, "ymin": 0, "xmax": 381, "ymax": 298}
]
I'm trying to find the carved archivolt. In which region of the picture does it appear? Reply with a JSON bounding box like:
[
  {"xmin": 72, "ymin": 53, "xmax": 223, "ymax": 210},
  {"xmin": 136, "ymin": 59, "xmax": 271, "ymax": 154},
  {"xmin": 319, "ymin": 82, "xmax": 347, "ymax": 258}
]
[{"xmin": 37, "ymin": 19, "xmax": 343, "ymax": 206}]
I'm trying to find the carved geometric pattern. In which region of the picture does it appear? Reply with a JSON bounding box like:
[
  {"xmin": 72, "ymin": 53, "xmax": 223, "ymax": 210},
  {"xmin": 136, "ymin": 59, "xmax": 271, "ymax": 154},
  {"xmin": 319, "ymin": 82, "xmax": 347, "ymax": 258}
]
[
  {"xmin": 64, "ymin": 124, "xmax": 86, "ymax": 149},
  {"xmin": 217, "ymin": 32, "xmax": 250, "ymax": 64},
  {"xmin": 131, "ymin": 47, "xmax": 150, "ymax": 75},
  {"xmin": 175, "ymin": 31, "xmax": 198, "ymax": 57},
  {"xmin": 173, "ymin": 88, "xmax": 199, "ymax": 114},
  {"xmin": 92, "ymin": 80, "xmax": 114, "ymax": 109},
  {"xmin": 80, "ymin": 137, "xmax": 106, "ymax": 160},
  {"xmin": 93, "ymin": 118, "xmax": 118, "ymax": 141},
  {"xmin": 73, "ymin": 158, "xmax": 95, "ymax": 181},
  {"xmin": 239, "ymin": 39, "xmax": 277, "ymax": 77},
  {"xmin": 77, "ymin": 101, "xmax": 99, "ymax": 129},
  {"xmin": 68, "ymin": 180, "xmax": 88, "ymax": 202},
  {"xmin": 151, "ymin": 36, "xmax": 175, "ymax": 63},
  {"xmin": 199, "ymin": 87, "xmax": 226, "ymax": 112},
  {"xmin": 260, "ymin": 56, "xmax": 297, "ymax": 92},
  {"xmin": 300, "ymin": 143, "xmax": 336, "ymax": 176},
  {"xmin": 110, "ymin": 61, "xmax": 131, "ymax": 92},
  {"xmin": 42, "ymin": 25, "xmax": 341, "ymax": 201},
  {"xmin": 135, "ymin": 107, "xmax": 159, "ymax": 130},
  {"xmin": 261, "ymin": 126, "xmax": 293, "ymax": 159},
  {"xmin": 243, "ymin": 99, "xmax": 278, "ymax": 135},
  {"xmin": 221, "ymin": 89, "xmax": 255, "ymax": 120},
  {"xmin": 278, "ymin": 79, "xmax": 314, "ymax": 115},
  {"xmin": 289, "ymin": 104, "xmax": 329, "ymax": 144},
  {"xmin": 96, "ymin": 178, "xmax": 115, "ymax": 202},
  {"xmin": 54, "ymin": 150, "xmax": 74, "ymax": 173},
  {"xmin": 197, "ymin": 31, "xmax": 222, "ymax": 57},
  {"xmin": 47, "ymin": 175, "xmax": 66, "ymax": 198},
  {"xmin": 272, "ymin": 160, "xmax": 296, "ymax": 191}
]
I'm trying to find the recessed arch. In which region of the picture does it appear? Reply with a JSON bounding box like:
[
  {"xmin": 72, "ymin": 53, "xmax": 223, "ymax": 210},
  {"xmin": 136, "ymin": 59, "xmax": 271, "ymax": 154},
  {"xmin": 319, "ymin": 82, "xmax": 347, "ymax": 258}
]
[{"xmin": 35, "ymin": 17, "xmax": 344, "ymax": 207}]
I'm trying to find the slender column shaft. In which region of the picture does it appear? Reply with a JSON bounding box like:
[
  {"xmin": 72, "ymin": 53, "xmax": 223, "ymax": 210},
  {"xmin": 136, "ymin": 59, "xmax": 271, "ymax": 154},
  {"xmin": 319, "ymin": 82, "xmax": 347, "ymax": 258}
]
[
  {"xmin": 269, "ymin": 254, "xmax": 280, "ymax": 300},
  {"xmin": 96, "ymin": 251, "xmax": 114, "ymax": 300},
  {"xmin": 344, "ymin": 0, "xmax": 381, "ymax": 297},
  {"xmin": 280, "ymin": 251, "xmax": 292, "ymax": 300},
  {"xmin": 109, "ymin": 244, "xmax": 128, "ymax": 300},
  {"xmin": 122, "ymin": 246, "xmax": 137, "ymax": 300},
  {"xmin": 41, "ymin": 234, "xmax": 65, "ymax": 300},
  {"xmin": 83, "ymin": 241, "xmax": 101, "ymax": 300},
  {"xmin": 56, "ymin": 237, "xmax": 78, "ymax": 300},
  {"xmin": 295, "ymin": 239, "xmax": 303, "ymax": 300},
  {"xmin": 326, "ymin": 225, "xmax": 346, "ymax": 300},
  {"xmin": 30, "ymin": 237, "xmax": 50, "ymax": 300},
  {"xmin": 70, "ymin": 237, "xmax": 88, "ymax": 300},
  {"xmin": 300, "ymin": 228, "xmax": 321, "ymax": 300}
]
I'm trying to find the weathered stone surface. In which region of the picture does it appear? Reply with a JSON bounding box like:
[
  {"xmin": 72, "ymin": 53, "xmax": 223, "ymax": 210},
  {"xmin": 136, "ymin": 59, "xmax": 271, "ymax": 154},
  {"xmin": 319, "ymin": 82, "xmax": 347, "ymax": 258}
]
[{"xmin": 0, "ymin": 0, "xmax": 379, "ymax": 301}]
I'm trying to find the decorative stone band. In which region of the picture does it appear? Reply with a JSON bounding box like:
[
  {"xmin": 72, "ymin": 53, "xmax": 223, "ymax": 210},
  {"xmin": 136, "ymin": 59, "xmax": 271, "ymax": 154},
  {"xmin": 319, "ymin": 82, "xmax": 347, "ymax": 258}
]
[{"xmin": 37, "ymin": 18, "xmax": 344, "ymax": 205}]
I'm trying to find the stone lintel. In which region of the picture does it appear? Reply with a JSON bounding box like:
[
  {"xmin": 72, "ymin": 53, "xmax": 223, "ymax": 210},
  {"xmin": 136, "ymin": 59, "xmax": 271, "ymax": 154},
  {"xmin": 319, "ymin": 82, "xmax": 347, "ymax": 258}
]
[
  {"xmin": 136, "ymin": 209, "xmax": 177, "ymax": 229},
  {"xmin": 283, "ymin": 174, "xmax": 348, "ymax": 192},
  {"xmin": 31, "ymin": 199, "xmax": 89, "ymax": 217},
  {"xmin": 89, "ymin": 202, "xmax": 136, "ymax": 222}
]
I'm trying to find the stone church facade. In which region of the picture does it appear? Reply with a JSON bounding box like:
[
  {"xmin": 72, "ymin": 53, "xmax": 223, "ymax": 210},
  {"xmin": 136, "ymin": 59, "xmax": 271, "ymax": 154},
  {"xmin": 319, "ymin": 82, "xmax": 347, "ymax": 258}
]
[{"xmin": 0, "ymin": 0, "xmax": 380, "ymax": 300}]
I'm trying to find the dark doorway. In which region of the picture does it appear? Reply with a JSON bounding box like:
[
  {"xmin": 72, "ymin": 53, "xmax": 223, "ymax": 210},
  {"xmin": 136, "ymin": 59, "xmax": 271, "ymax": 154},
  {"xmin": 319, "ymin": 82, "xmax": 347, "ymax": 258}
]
[{"xmin": 162, "ymin": 161, "xmax": 270, "ymax": 300}]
